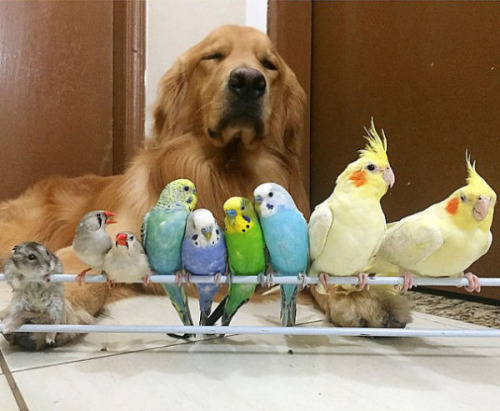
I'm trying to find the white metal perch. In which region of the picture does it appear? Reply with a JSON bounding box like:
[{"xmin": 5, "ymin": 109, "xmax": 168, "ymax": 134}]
[
  {"xmin": 0, "ymin": 324, "xmax": 499, "ymax": 338},
  {"xmin": 1, "ymin": 273, "xmax": 500, "ymax": 287},
  {"xmin": 1, "ymin": 273, "xmax": 499, "ymax": 339}
]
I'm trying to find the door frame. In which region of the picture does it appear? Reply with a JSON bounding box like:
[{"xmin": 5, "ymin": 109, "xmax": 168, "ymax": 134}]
[{"xmin": 113, "ymin": 1, "xmax": 146, "ymax": 174}]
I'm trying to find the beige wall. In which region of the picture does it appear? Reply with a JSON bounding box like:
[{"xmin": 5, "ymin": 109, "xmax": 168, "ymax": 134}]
[{"xmin": 145, "ymin": 0, "xmax": 267, "ymax": 136}]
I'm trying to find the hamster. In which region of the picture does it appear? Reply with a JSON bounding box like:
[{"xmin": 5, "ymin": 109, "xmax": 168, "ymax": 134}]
[{"xmin": 1, "ymin": 242, "xmax": 64, "ymax": 345}]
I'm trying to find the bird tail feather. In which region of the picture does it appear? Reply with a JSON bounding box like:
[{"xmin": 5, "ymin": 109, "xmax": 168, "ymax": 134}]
[
  {"xmin": 221, "ymin": 297, "xmax": 250, "ymax": 327},
  {"xmin": 280, "ymin": 284, "xmax": 298, "ymax": 327},
  {"xmin": 196, "ymin": 283, "xmax": 219, "ymax": 323},
  {"xmin": 205, "ymin": 296, "xmax": 228, "ymax": 326},
  {"xmin": 162, "ymin": 283, "xmax": 195, "ymax": 338}
]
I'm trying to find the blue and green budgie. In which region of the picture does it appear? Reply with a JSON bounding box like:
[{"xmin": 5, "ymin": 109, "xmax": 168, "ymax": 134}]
[
  {"xmin": 141, "ymin": 179, "xmax": 197, "ymax": 337},
  {"xmin": 206, "ymin": 197, "xmax": 266, "ymax": 326},
  {"xmin": 254, "ymin": 183, "xmax": 308, "ymax": 326},
  {"xmin": 181, "ymin": 209, "xmax": 226, "ymax": 325}
]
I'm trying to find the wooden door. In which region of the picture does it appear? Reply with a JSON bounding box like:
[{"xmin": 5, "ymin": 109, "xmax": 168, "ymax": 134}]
[
  {"xmin": 268, "ymin": 0, "xmax": 312, "ymax": 193},
  {"xmin": 0, "ymin": 1, "xmax": 144, "ymax": 201},
  {"xmin": 271, "ymin": 1, "xmax": 500, "ymax": 300}
]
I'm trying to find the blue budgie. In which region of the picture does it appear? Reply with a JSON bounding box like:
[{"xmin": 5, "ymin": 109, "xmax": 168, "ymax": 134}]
[
  {"xmin": 254, "ymin": 183, "xmax": 308, "ymax": 326},
  {"xmin": 141, "ymin": 179, "xmax": 197, "ymax": 338},
  {"xmin": 182, "ymin": 209, "xmax": 226, "ymax": 325}
]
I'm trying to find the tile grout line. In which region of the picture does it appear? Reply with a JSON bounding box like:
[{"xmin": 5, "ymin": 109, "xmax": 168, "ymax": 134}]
[
  {"xmin": 0, "ymin": 349, "xmax": 29, "ymax": 411},
  {"xmin": 9, "ymin": 338, "xmax": 214, "ymax": 375},
  {"xmin": 7, "ymin": 319, "xmax": 324, "ymax": 374}
]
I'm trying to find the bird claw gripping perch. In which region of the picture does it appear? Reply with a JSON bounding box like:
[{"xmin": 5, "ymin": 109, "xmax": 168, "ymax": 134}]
[
  {"xmin": 464, "ymin": 272, "xmax": 481, "ymax": 293},
  {"xmin": 75, "ymin": 268, "xmax": 92, "ymax": 285},
  {"xmin": 183, "ymin": 270, "xmax": 192, "ymax": 285},
  {"xmin": 174, "ymin": 271, "xmax": 184, "ymax": 286},
  {"xmin": 258, "ymin": 272, "xmax": 274, "ymax": 288},
  {"xmin": 297, "ymin": 272, "xmax": 308, "ymax": 292},
  {"xmin": 266, "ymin": 273, "xmax": 274, "ymax": 288}
]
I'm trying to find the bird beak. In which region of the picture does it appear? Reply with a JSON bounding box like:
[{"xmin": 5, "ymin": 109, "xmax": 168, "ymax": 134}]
[
  {"xmin": 115, "ymin": 232, "xmax": 128, "ymax": 247},
  {"xmin": 383, "ymin": 167, "xmax": 395, "ymax": 188},
  {"xmin": 473, "ymin": 196, "xmax": 491, "ymax": 221},
  {"xmin": 201, "ymin": 227, "xmax": 212, "ymax": 241},
  {"xmin": 104, "ymin": 210, "xmax": 117, "ymax": 224},
  {"xmin": 255, "ymin": 195, "xmax": 263, "ymax": 204}
]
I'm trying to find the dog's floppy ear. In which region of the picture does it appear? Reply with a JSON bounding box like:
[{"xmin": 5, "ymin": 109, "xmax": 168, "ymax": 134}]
[
  {"xmin": 152, "ymin": 56, "xmax": 188, "ymax": 141},
  {"xmin": 280, "ymin": 60, "xmax": 307, "ymax": 156}
]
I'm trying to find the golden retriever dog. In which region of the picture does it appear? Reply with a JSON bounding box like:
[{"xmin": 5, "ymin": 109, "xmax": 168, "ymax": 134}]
[{"xmin": 0, "ymin": 25, "xmax": 409, "ymax": 349}]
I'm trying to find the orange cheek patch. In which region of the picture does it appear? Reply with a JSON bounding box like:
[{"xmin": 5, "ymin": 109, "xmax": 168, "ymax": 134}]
[
  {"xmin": 445, "ymin": 197, "xmax": 459, "ymax": 215},
  {"xmin": 349, "ymin": 170, "xmax": 367, "ymax": 187}
]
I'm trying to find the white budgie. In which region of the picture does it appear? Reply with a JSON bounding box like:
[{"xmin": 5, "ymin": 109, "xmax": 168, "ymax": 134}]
[
  {"xmin": 308, "ymin": 120, "xmax": 395, "ymax": 291},
  {"xmin": 371, "ymin": 155, "xmax": 496, "ymax": 292}
]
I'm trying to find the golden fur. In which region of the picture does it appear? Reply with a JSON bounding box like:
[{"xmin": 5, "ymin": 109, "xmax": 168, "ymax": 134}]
[
  {"xmin": 0, "ymin": 26, "xmax": 311, "ymax": 347},
  {"xmin": 310, "ymin": 286, "xmax": 411, "ymax": 328},
  {"xmin": 0, "ymin": 25, "xmax": 410, "ymax": 349}
]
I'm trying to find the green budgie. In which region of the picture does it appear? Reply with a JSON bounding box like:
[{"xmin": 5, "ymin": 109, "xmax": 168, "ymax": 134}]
[
  {"xmin": 206, "ymin": 197, "xmax": 266, "ymax": 326},
  {"xmin": 141, "ymin": 179, "xmax": 197, "ymax": 337}
]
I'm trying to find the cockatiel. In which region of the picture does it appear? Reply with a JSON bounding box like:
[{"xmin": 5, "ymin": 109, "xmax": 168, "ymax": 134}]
[
  {"xmin": 371, "ymin": 156, "xmax": 496, "ymax": 292},
  {"xmin": 141, "ymin": 179, "xmax": 197, "ymax": 335},
  {"xmin": 308, "ymin": 120, "xmax": 395, "ymax": 292},
  {"xmin": 206, "ymin": 197, "xmax": 266, "ymax": 326},
  {"xmin": 72, "ymin": 210, "xmax": 117, "ymax": 283},
  {"xmin": 254, "ymin": 183, "xmax": 308, "ymax": 327},
  {"xmin": 103, "ymin": 231, "xmax": 151, "ymax": 288},
  {"xmin": 181, "ymin": 209, "xmax": 226, "ymax": 325}
]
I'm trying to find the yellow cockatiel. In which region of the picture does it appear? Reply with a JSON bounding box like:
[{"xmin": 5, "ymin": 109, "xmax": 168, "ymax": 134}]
[
  {"xmin": 371, "ymin": 156, "xmax": 496, "ymax": 292},
  {"xmin": 308, "ymin": 120, "xmax": 395, "ymax": 291}
]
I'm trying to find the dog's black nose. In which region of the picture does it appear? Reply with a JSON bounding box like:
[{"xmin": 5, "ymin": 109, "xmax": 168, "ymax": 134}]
[{"xmin": 228, "ymin": 68, "xmax": 266, "ymax": 100}]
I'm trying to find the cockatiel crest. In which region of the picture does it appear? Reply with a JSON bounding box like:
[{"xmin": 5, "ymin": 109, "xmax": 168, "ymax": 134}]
[
  {"xmin": 358, "ymin": 119, "xmax": 389, "ymax": 166},
  {"xmin": 465, "ymin": 154, "xmax": 496, "ymax": 203},
  {"xmin": 336, "ymin": 119, "xmax": 395, "ymax": 199},
  {"xmin": 445, "ymin": 154, "xmax": 496, "ymax": 231},
  {"xmin": 155, "ymin": 178, "xmax": 197, "ymax": 211}
]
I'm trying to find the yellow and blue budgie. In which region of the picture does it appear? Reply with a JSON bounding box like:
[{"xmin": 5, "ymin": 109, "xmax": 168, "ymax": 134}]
[{"xmin": 141, "ymin": 179, "xmax": 197, "ymax": 338}]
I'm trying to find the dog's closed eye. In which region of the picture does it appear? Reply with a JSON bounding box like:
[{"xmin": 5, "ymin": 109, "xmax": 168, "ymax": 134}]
[
  {"xmin": 202, "ymin": 52, "xmax": 224, "ymax": 61},
  {"xmin": 262, "ymin": 59, "xmax": 277, "ymax": 71}
]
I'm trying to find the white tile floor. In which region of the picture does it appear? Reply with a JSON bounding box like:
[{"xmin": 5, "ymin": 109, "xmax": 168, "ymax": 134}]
[
  {"xmin": 1, "ymin": 282, "xmax": 500, "ymax": 411},
  {"xmin": 0, "ymin": 376, "xmax": 18, "ymax": 410}
]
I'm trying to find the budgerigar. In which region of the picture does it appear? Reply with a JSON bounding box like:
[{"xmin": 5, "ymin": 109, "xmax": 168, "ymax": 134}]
[
  {"xmin": 72, "ymin": 210, "xmax": 117, "ymax": 284},
  {"xmin": 308, "ymin": 120, "xmax": 395, "ymax": 292},
  {"xmin": 141, "ymin": 179, "xmax": 197, "ymax": 336},
  {"xmin": 181, "ymin": 209, "xmax": 226, "ymax": 325},
  {"xmin": 206, "ymin": 197, "xmax": 266, "ymax": 326},
  {"xmin": 371, "ymin": 155, "xmax": 496, "ymax": 292},
  {"xmin": 254, "ymin": 183, "xmax": 308, "ymax": 326},
  {"xmin": 103, "ymin": 231, "xmax": 151, "ymax": 288}
]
